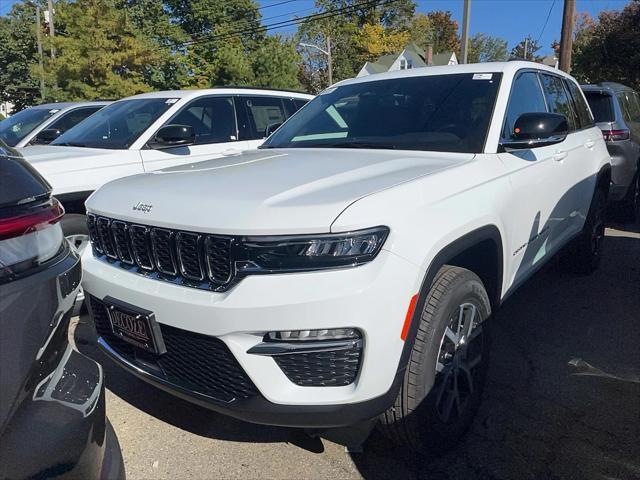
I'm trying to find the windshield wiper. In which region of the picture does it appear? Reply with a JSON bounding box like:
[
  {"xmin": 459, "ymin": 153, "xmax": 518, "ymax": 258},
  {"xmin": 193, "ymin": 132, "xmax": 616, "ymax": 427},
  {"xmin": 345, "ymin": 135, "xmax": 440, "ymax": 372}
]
[{"xmin": 324, "ymin": 142, "xmax": 397, "ymax": 150}]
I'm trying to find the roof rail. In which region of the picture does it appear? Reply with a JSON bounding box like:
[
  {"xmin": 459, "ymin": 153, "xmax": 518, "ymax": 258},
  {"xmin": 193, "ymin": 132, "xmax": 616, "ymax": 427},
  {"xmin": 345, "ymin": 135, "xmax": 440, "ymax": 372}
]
[{"xmin": 209, "ymin": 85, "xmax": 311, "ymax": 95}]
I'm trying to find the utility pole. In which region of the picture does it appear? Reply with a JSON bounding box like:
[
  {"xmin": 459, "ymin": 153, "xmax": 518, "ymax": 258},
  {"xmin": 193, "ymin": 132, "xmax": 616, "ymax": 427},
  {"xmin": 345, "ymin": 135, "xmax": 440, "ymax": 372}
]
[
  {"xmin": 460, "ymin": 0, "xmax": 471, "ymax": 64},
  {"xmin": 326, "ymin": 35, "xmax": 333, "ymax": 86},
  {"xmin": 35, "ymin": 5, "xmax": 45, "ymax": 100},
  {"xmin": 46, "ymin": 0, "xmax": 55, "ymax": 59},
  {"xmin": 559, "ymin": 0, "xmax": 575, "ymax": 72},
  {"xmin": 524, "ymin": 37, "xmax": 529, "ymax": 60}
]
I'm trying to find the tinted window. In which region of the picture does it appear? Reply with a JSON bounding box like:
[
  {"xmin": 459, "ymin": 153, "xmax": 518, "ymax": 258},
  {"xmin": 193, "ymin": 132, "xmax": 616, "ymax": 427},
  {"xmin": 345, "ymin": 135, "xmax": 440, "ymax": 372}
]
[
  {"xmin": 52, "ymin": 99, "xmax": 174, "ymax": 149},
  {"xmin": 243, "ymin": 96, "xmax": 287, "ymax": 139},
  {"xmin": 584, "ymin": 92, "xmax": 614, "ymax": 123},
  {"xmin": 169, "ymin": 96, "xmax": 237, "ymax": 145},
  {"xmin": 45, "ymin": 106, "xmax": 102, "ymax": 134},
  {"xmin": 565, "ymin": 80, "xmax": 594, "ymax": 128},
  {"xmin": 263, "ymin": 73, "xmax": 502, "ymax": 153},
  {"xmin": 293, "ymin": 98, "xmax": 309, "ymax": 110},
  {"xmin": 0, "ymin": 107, "xmax": 58, "ymax": 146},
  {"xmin": 618, "ymin": 91, "xmax": 640, "ymax": 123},
  {"xmin": 502, "ymin": 72, "xmax": 548, "ymax": 140},
  {"xmin": 540, "ymin": 74, "xmax": 578, "ymax": 130}
]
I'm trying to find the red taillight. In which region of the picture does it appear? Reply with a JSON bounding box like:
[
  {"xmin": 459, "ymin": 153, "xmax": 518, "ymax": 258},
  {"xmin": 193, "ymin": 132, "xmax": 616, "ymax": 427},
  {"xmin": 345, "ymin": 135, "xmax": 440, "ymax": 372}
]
[
  {"xmin": 0, "ymin": 198, "xmax": 65, "ymax": 240},
  {"xmin": 602, "ymin": 129, "xmax": 630, "ymax": 142}
]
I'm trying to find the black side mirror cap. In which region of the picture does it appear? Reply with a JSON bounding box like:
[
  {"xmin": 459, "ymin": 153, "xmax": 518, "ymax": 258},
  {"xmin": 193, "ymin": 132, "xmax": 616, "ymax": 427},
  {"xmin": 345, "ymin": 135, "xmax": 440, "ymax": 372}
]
[
  {"xmin": 264, "ymin": 122, "xmax": 283, "ymax": 137},
  {"xmin": 501, "ymin": 112, "xmax": 568, "ymax": 150},
  {"xmin": 33, "ymin": 128, "xmax": 63, "ymax": 145},
  {"xmin": 148, "ymin": 124, "xmax": 195, "ymax": 149}
]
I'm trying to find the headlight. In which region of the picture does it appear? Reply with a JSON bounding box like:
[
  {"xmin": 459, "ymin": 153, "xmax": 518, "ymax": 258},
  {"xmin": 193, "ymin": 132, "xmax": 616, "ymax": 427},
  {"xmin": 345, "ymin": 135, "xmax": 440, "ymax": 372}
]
[{"xmin": 236, "ymin": 226, "xmax": 389, "ymax": 273}]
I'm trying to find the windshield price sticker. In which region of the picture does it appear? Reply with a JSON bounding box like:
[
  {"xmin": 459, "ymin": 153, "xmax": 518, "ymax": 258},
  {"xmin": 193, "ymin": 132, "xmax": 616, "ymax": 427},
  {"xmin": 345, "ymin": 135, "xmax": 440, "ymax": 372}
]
[
  {"xmin": 472, "ymin": 73, "xmax": 493, "ymax": 80},
  {"xmin": 165, "ymin": 98, "xmax": 179, "ymax": 104}
]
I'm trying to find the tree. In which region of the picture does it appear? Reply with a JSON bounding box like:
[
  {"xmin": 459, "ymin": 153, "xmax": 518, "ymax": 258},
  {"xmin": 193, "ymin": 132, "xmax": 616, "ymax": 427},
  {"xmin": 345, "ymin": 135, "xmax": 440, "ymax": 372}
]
[
  {"xmin": 313, "ymin": 0, "xmax": 415, "ymax": 29},
  {"xmin": 409, "ymin": 11, "xmax": 459, "ymax": 54},
  {"xmin": 571, "ymin": 1, "xmax": 640, "ymax": 90},
  {"xmin": 353, "ymin": 23, "xmax": 410, "ymax": 62},
  {"xmin": 252, "ymin": 36, "xmax": 301, "ymax": 90},
  {"xmin": 0, "ymin": 3, "xmax": 41, "ymax": 111},
  {"xmin": 510, "ymin": 36, "xmax": 543, "ymax": 62},
  {"xmin": 119, "ymin": 0, "xmax": 190, "ymax": 90},
  {"xmin": 42, "ymin": 0, "xmax": 163, "ymax": 101},
  {"xmin": 467, "ymin": 33, "xmax": 508, "ymax": 63}
]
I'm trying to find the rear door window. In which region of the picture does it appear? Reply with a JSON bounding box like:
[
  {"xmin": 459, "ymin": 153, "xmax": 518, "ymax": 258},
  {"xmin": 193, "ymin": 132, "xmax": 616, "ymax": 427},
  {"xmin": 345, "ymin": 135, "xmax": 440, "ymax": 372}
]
[
  {"xmin": 169, "ymin": 96, "xmax": 238, "ymax": 145},
  {"xmin": 241, "ymin": 96, "xmax": 287, "ymax": 139},
  {"xmin": 40, "ymin": 106, "xmax": 102, "ymax": 135},
  {"xmin": 584, "ymin": 92, "xmax": 614, "ymax": 123},
  {"xmin": 540, "ymin": 74, "xmax": 578, "ymax": 131},
  {"xmin": 564, "ymin": 80, "xmax": 594, "ymax": 128}
]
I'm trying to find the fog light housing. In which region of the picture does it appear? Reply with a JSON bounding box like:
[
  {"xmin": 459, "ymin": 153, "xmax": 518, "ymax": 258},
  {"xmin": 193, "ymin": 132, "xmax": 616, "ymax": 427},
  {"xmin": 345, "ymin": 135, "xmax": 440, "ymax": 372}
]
[{"xmin": 265, "ymin": 328, "xmax": 361, "ymax": 342}]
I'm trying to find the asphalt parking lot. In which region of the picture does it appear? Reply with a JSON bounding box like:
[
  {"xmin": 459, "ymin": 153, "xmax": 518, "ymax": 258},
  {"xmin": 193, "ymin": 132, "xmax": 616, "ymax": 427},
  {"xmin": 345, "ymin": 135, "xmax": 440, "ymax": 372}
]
[{"xmin": 77, "ymin": 223, "xmax": 640, "ymax": 480}]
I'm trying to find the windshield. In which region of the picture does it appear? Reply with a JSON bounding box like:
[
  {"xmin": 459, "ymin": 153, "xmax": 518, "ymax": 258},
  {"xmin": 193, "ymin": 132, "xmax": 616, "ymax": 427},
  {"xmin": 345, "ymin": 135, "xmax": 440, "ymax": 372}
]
[
  {"xmin": 52, "ymin": 98, "xmax": 175, "ymax": 149},
  {"xmin": 0, "ymin": 108, "xmax": 58, "ymax": 147},
  {"xmin": 263, "ymin": 73, "xmax": 502, "ymax": 153}
]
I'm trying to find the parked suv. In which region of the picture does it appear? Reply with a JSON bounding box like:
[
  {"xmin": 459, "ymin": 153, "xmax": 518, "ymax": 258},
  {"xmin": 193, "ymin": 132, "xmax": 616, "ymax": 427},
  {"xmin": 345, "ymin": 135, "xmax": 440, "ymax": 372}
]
[
  {"xmin": 0, "ymin": 142, "xmax": 123, "ymax": 478},
  {"xmin": 0, "ymin": 101, "xmax": 109, "ymax": 148},
  {"xmin": 582, "ymin": 82, "xmax": 640, "ymax": 222},
  {"xmin": 20, "ymin": 88, "xmax": 312, "ymax": 254},
  {"xmin": 82, "ymin": 63, "xmax": 610, "ymax": 452}
]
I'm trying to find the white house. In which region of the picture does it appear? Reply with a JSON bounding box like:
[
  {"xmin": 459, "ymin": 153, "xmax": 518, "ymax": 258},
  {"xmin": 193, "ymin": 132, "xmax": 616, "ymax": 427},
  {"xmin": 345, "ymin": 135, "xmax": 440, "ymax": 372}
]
[
  {"xmin": 357, "ymin": 43, "xmax": 458, "ymax": 77},
  {"xmin": 0, "ymin": 101, "xmax": 14, "ymax": 118}
]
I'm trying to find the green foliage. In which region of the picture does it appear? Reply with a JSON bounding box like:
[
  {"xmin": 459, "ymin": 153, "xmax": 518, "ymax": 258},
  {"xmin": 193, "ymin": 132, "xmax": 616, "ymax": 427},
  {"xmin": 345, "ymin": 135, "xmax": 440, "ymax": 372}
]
[
  {"xmin": 572, "ymin": 1, "xmax": 640, "ymax": 91},
  {"xmin": 251, "ymin": 36, "xmax": 301, "ymax": 90},
  {"xmin": 0, "ymin": 3, "xmax": 41, "ymax": 111},
  {"xmin": 409, "ymin": 11, "xmax": 459, "ymax": 54},
  {"xmin": 510, "ymin": 36, "xmax": 543, "ymax": 62},
  {"xmin": 467, "ymin": 33, "xmax": 508, "ymax": 63}
]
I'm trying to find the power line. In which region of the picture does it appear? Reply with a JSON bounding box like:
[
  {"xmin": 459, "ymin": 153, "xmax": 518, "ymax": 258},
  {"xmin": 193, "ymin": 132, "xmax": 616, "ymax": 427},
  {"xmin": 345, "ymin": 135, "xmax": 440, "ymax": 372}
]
[
  {"xmin": 259, "ymin": 0, "xmax": 298, "ymax": 10},
  {"xmin": 536, "ymin": 0, "xmax": 556, "ymax": 43},
  {"xmin": 179, "ymin": 0, "xmax": 398, "ymax": 47}
]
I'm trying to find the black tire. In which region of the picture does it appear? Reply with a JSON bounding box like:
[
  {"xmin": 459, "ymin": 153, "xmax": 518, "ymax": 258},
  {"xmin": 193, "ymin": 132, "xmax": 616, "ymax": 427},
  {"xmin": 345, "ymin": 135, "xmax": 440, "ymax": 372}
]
[
  {"xmin": 563, "ymin": 188, "xmax": 606, "ymax": 275},
  {"xmin": 379, "ymin": 265, "xmax": 491, "ymax": 453},
  {"xmin": 618, "ymin": 173, "xmax": 639, "ymax": 224}
]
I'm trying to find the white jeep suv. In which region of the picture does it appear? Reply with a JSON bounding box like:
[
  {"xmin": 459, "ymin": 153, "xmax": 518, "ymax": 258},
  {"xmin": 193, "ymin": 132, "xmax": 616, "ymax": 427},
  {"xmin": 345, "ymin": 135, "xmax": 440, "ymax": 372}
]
[{"xmin": 82, "ymin": 62, "xmax": 610, "ymax": 451}]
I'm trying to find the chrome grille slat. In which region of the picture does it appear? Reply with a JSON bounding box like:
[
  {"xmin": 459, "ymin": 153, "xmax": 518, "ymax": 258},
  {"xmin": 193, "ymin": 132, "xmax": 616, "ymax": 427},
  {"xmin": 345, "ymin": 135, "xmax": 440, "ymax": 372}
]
[
  {"xmin": 87, "ymin": 215, "xmax": 234, "ymax": 290},
  {"xmin": 96, "ymin": 217, "xmax": 117, "ymax": 259},
  {"xmin": 129, "ymin": 225, "xmax": 154, "ymax": 270},
  {"xmin": 205, "ymin": 236, "xmax": 233, "ymax": 285},
  {"xmin": 151, "ymin": 228, "xmax": 177, "ymax": 276},
  {"xmin": 111, "ymin": 220, "xmax": 134, "ymax": 264},
  {"xmin": 176, "ymin": 232, "xmax": 204, "ymax": 281}
]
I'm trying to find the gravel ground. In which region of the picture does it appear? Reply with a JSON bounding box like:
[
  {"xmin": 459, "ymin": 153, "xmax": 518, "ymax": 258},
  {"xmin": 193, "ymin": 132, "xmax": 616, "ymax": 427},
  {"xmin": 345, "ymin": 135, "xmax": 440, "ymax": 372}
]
[{"xmin": 77, "ymin": 223, "xmax": 640, "ymax": 480}]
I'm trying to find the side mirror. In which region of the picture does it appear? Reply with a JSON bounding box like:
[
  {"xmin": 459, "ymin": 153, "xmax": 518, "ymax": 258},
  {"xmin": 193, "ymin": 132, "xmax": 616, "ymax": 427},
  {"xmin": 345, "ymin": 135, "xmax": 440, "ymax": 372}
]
[
  {"xmin": 264, "ymin": 122, "xmax": 283, "ymax": 137},
  {"xmin": 501, "ymin": 112, "xmax": 568, "ymax": 150},
  {"xmin": 33, "ymin": 128, "xmax": 63, "ymax": 145},
  {"xmin": 148, "ymin": 124, "xmax": 195, "ymax": 149}
]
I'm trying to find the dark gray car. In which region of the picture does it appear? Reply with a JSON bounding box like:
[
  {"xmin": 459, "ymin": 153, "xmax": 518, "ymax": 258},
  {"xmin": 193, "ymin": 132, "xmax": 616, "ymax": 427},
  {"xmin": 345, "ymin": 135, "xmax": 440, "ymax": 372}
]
[
  {"xmin": 0, "ymin": 142, "xmax": 124, "ymax": 478},
  {"xmin": 582, "ymin": 82, "xmax": 640, "ymax": 222}
]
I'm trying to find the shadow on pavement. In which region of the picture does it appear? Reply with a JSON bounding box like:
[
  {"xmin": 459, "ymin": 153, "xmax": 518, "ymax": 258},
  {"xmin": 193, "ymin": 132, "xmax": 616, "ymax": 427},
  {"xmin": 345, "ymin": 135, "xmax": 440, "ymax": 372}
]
[
  {"xmin": 350, "ymin": 225, "xmax": 640, "ymax": 479},
  {"xmin": 76, "ymin": 224, "xmax": 640, "ymax": 479}
]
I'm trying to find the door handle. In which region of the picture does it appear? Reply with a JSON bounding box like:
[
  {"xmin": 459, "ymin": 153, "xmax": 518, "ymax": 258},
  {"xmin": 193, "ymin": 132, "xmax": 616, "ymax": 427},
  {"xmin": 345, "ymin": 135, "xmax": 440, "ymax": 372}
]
[
  {"xmin": 222, "ymin": 148, "xmax": 241, "ymax": 156},
  {"xmin": 584, "ymin": 139, "xmax": 596, "ymax": 149},
  {"xmin": 552, "ymin": 150, "xmax": 567, "ymax": 162}
]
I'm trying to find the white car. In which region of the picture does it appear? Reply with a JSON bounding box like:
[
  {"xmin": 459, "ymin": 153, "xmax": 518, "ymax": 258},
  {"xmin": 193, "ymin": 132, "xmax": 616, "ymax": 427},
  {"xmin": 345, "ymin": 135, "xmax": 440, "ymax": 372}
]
[
  {"xmin": 81, "ymin": 62, "xmax": 610, "ymax": 452},
  {"xmin": 0, "ymin": 101, "xmax": 109, "ymax": 147},
  {"xmin": 19, "ymin": 88, "xmax": 312, "ymax": 253}
]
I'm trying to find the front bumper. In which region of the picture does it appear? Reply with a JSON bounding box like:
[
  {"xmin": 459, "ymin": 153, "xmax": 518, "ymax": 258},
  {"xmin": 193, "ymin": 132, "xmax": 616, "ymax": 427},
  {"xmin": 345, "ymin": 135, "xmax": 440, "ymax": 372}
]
[{"xmin": 82, "ymin": 247, "xmax": 420, "ymax": 428}]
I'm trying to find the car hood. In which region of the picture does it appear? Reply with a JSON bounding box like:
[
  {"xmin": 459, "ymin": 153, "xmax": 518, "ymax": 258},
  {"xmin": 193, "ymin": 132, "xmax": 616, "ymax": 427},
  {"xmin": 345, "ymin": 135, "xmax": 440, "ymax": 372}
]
[
  {"xmin": 20, "ymin": 145, "xmax": 120, "ymax": 165},
  {"xmin": 87, "ymin": 148, "xmax": 474, "ymax": 235}
]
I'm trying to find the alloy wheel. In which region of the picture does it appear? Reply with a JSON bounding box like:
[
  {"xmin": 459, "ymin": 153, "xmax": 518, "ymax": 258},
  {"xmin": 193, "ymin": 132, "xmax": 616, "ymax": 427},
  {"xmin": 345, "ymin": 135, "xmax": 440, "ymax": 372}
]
[{"xmin": 434, "ymin": 302, "xmax": 484, "ymax": 423}]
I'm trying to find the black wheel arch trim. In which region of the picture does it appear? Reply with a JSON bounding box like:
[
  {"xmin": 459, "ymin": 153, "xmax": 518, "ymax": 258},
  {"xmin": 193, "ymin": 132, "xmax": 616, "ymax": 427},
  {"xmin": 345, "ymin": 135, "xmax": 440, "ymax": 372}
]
[{"xmin": 391, "ymin": 225, "xmax": 504, "ymax": 405}]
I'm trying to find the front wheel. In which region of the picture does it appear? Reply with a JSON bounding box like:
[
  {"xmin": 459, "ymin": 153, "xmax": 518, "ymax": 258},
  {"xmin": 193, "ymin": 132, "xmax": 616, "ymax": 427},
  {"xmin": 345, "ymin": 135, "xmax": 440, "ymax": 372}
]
[
  {"xmin": 379, "ymin": 266, "xmax": 491, "ymax": 453},
  {"xmin": 618, "ymin": 173, "xmax": 639, "ymax": 224}
]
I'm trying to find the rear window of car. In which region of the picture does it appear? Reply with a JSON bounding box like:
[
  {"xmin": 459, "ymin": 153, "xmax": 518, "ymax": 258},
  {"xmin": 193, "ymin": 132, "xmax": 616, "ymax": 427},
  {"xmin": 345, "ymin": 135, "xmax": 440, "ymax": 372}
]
[{"xmin": 584, "ymin": 92, "xmax": 614, "ymax": 123}]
